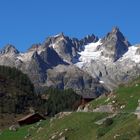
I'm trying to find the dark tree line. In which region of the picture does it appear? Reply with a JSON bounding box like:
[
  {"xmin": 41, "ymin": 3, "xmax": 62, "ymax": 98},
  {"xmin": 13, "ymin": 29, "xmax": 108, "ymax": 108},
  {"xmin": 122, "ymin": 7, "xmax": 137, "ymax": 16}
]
[
  {"xmin": 0, "ymin": 66, "xmax": 36, "ymax": 114},
  {"xmin": 42, "ymin": 88, "xmax": 82, "ymax": 116},
  {"xmin": 0, "ymin": 66, "xmax": 34, "ymax": 94},
  {"xmin": 0, "ymin": 66, "xmax": 81, "ymax": 117}
]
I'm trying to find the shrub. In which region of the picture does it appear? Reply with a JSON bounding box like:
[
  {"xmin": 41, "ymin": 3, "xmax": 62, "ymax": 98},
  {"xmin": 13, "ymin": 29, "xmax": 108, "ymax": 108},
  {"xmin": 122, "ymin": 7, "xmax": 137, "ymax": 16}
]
[{"xmin": 103, "ymin": 118, "xmax": 113, "ymax": 127}]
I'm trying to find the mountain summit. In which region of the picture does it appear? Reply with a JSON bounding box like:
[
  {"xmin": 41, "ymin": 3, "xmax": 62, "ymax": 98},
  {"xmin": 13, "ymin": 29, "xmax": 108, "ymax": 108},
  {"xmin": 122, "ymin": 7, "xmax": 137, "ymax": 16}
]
[
  {"xmin": 0, "ymin": 27, "xmax": 140, "ymax": 96},
  {"xmin": 100, "ymin": 27, "xmax": 131, "ymax": 61},
  {"xmin": 0, "ymin": 44, "xmax": 19, "ymax": 55}
]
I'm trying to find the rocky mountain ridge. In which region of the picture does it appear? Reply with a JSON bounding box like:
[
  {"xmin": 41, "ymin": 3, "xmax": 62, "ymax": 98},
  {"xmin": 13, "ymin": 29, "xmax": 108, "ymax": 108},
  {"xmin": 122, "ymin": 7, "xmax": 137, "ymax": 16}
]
[{"xmin": 0, "ymin": 27, "xmax": 140, "ymax": 96}]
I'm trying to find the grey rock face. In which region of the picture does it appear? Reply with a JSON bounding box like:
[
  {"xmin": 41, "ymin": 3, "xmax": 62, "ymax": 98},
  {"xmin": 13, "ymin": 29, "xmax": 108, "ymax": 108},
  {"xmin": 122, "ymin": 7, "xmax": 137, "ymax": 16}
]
[
  {"xmin": 0, "ymin": 27, "xmax": 140, "ymax": 97},
  {"xmin": 28, "ymin": 44, "xmax": 41, "ymax": 52},
  {"xmin": 39, "ymin": 47, "xmax": 68, "ymax": 67},
  {"xmin": 100, "ymin": 27, "xmax": 131, "ymax": 61},
  {"xmin": 45, "ymin": 65, "xmax": 107, "ymax": 98},
  {"xmin": 81, "ymin": 34, "xmax": 98, "ymax": 44},
  {"xmin": 0, "ymin": 44, "xmax": 19, "ymax": 55},
  {"xmin": 42, "ymin": 33, "xmax": 98, "ymax": 63},
  {"xmin": 42, "ymin": 33, "xmax": 77, "ymax": 63},
  {"xmin": 0, "ymin": 33, "xmax": 104, "ymax": 97},
  {"xmin": 74, "ymin": 27, "xmax": 140, "ymax": 91},
  {"xmin": 81, "ymin": 59, "xmax": 140, "ymax": 91}
]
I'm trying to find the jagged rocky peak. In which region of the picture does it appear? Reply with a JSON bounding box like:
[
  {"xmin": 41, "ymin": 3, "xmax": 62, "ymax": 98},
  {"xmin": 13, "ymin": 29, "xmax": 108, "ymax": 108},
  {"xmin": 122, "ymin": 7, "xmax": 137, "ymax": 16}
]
[
  {"xmin": 112, "ymin": 26, "xmax": 120, "ymax": 33},
  {"xmin": 80, "ymin": 34, "xmax": 99, "ymax": 45},
  {"xmin": 100, "ymin": 27, "xmax": 131, "ymax": 61},
  {"xmin": 0, "ymin": 44, "xmax": 19, "ymax": 55},
  {"xmin": 44, "ymin": 32, "xmax": 66, "ymax": 47},
  {"xmin": 44, "ymin": 32, "xmax": 98, "ymax": 47},
  {"xmin": 53, "ymin": 32, "xmax": 65, "ymax": 38},
  {"xmin": 28, "ymin": 43, "xmax": 42, "ymax": 52},
  {"xmin": 42, "ymin": 33, "xmax": 76, "ymax": 63},
  {"xmin": 51, "ymin": 32, "xmax": 66, "ymax": 43},
  {"xmin": 42, "ymin": 32, "xmax": 99, "ymax": 63},
  {"xmin": 39, "ymin": 47, "xmax": 68, "ymax": 67}
]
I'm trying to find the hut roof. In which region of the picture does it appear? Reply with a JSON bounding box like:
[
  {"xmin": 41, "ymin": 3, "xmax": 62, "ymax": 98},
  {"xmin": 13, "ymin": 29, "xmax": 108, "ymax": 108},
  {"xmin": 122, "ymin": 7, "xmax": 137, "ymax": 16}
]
[{"xmin": 18, "ymin": 113, "xmax": 45, "ymax": 122}]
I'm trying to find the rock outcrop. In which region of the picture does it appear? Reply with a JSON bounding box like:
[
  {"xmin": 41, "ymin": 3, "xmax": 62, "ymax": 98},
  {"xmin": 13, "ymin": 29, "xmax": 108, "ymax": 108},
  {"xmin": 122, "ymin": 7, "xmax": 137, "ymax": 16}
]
[{"xmin": 100, "ymin": 27, "xmax": 131, "ymax": 61}]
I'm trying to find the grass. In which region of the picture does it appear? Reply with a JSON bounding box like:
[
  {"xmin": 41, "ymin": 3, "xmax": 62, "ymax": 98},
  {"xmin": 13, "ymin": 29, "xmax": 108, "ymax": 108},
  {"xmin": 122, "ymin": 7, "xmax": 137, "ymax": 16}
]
[
  {"xmin": 0, "ymin": 112, "xmax": 107, "ymax": 140},
  {"xmin": 0, "ymin": 119, "xmax": 50, "ymax": 140},
  {"xmin": 115, "ymin": 82, "xmax": 140, "ymax": 112},
  {"xmin": 100, "ymin": 114, "xmax": 140, "ymax": 140},
  {"xmin": 1, "ymin": 113, "xmax": 140, "ymax": 140},
  {"xmin": 89, "ymin": 96, "xmax": 108, "ymax": 109},
  {"xmin": 0, "ymin": 125, "xmax": 30, "ymax": 140},
  {"xmin": 89, "ymin": 80, "xmax": 140, "ymax": 113},
  {"xmin": 1, "ymin": 78, "xmax": 140, "ymax": 140},
  {"xmin": 31, "ymin": 112, "xmax": 107, "ymax": 140}
]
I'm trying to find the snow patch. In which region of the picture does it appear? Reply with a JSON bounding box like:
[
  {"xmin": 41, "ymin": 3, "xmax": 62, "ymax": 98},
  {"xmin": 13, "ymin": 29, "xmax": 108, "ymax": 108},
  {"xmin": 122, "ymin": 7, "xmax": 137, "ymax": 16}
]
[
  {"xmin": 78, "ymin": 39, "xmax": 102, "ymax": 63},
  {"xmin": 53, "ymin": 33, "xmax": 63, "ymax": 38},
  {"xmin": 75, "ymin": 39, "xmax": 109, "ymax": 68},
  {"xmin": 119, "ymin": 46, "xmax": 140, "ymax": 63},
  {"xmin": 99, "ymin": 81, "xmax": 104, "ymax": 84}
]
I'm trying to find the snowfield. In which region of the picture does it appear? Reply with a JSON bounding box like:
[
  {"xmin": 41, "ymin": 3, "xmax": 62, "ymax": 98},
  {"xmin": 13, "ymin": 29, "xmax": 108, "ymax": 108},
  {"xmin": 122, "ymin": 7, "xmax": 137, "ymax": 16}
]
[
  {"xmin": 75, "ymin": 40, "xmax": 140, "ymax": 69},
  {"xmin": 119, "ymin": 46, "xmax": 140, "ymax": 63},
  {"xmin": 78, "ymin": 39, "xmax": 102, "ymax": 63}
]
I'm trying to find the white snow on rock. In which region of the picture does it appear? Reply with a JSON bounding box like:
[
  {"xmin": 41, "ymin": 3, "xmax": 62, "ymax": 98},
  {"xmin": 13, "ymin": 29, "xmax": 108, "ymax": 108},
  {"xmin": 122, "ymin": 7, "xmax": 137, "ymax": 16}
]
[
  {"xmin": 75, "ymin": 39, "xmax": 111, "ymax": 68},
  {"xmin": 78, "ymin": 39, "xmax": 102, "ymax": 63},
  {"xmin": 75, "ymin": 42, "xmax": 140, "ymax": 69},
  {"xmin": 53, "ymin": 33, "xmax": 63, "ymax": 38},
  {"xmin": 99, "ymin": 80, "xmax": 104, "ymax": 84},
  {"xmin": 119, "ymin": 46, "xmax": 140, "ymax": 63}
]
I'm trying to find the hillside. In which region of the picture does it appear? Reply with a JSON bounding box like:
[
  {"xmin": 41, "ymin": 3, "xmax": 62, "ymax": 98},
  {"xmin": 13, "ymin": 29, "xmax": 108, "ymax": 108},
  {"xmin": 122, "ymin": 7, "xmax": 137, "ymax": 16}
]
[
  {"xmin": 0, "ymin": 66, "xmax": 38, "ymax": 128},
  {"xmin": 1, "ymin": 77, "xmax": 140, "ymax": 139},
  {"xmin": 0, "ymin": 66, "xmax": 82, "ymax": 129}
]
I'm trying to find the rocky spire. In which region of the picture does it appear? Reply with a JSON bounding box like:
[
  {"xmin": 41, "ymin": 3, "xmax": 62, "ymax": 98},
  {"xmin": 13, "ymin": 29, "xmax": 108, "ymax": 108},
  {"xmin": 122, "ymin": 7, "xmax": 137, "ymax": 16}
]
[
  {"xmin": 100, "ymin": 27, "xmax": 131, "ymax": 61},
  {"xmin": 0, "ymin": 44, "xmax": 19, "ymax": 55}
]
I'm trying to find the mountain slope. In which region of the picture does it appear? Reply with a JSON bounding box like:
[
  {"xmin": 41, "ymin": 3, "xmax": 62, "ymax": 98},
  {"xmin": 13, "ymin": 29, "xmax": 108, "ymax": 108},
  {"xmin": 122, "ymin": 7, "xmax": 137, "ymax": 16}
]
[
  {"xmin": 0, "ymin": 27, "xmax": 140, "ymax": 95},
  {"xmin": 1, "ymin": 77, "xmax": 140, "ymax": 140},
  {"xmin": 75, "ymin": 27, "xmax": 140, "ymax": 90},
  {"xmin": 0, "ymin": 33, "xmax": 106, "ymax": 97}
]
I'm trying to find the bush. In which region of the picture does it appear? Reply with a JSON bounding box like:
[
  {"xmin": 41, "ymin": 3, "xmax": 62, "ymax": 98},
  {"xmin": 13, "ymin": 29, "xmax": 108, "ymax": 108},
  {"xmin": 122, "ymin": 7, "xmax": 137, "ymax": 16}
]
[{"xmin": 103, "ymin": 118, "xmax": 113, "ymax": 127}]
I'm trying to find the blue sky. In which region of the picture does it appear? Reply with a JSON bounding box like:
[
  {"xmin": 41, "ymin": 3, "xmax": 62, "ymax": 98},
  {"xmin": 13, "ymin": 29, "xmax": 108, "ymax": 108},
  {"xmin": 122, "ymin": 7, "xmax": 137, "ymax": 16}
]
[{"xmin": 0, "ymin": 0, "xmax": 140, "ymax": 52}]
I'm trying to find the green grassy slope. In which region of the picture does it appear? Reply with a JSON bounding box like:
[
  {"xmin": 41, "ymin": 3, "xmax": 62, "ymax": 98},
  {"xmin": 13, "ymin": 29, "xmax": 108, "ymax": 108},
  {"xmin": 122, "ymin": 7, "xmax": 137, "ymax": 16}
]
[
  {"xmin": 1, "ymin": 78, "xmax": 140, "ymax": 140},
  {"xmin": 0, "ymin": 113, "xmax": 107, "ymax": 140}
]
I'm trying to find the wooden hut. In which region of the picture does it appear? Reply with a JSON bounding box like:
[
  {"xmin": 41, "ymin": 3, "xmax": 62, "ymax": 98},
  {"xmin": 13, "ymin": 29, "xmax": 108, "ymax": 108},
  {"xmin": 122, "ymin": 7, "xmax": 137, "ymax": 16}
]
[
  {"xmin": 18, "ymin": 113, "xmax": 45, "ymax": 126},
  {"xmin": 81, "ymin": 97, "xmax": 94, "ymax": 105}
]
